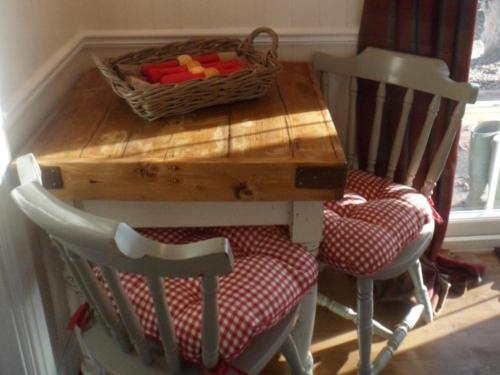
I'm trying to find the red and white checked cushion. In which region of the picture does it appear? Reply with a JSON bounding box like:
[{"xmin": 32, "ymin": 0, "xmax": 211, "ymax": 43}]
[
  {"xmin": 320, "ymin": 169, "xmax": 433, "ymax": 276},
  {"xmin": 94, "ymin": 225, "xmax": 318, "ymax": 364}
]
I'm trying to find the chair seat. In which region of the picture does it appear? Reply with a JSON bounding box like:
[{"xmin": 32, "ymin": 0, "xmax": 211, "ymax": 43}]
[
  {"xmin": 320, "ymin": 170, "xmax": 433, "ymax": 276},
  {"xmin": 94, "ymin": 225, "xmax": 318, "ymax": 364}
]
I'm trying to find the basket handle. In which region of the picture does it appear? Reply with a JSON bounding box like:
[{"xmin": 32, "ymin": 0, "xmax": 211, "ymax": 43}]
[
  {"xmin": 91, "ymin": 53, "xmax": 118, "ymax": 78},
  {"xmin": 242, "ymin": 27, "xmax": 279, "ymax": 61},
  {"xmin": 91, "ymin": 53, "xmax": 130, "ymax": 92}
]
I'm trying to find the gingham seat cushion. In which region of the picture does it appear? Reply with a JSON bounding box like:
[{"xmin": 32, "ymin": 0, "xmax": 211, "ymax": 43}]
[
  {"xmin": 94, "ymin": 225, "xmax": 318, "ymax": 364},
  {"xmin": 320, "ymin": 169, "xmax": 433, "ymax": 276}
]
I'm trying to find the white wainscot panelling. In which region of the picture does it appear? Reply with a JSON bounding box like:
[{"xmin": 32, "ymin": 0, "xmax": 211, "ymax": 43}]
[
  {"xmin": 150, "ymin": 0, "xmax": 262, "ymax": 30},
  {"xmin": 90, "ymin": 0, "xmax": 362, "ymax": 32},
  {"xmin": 124, "ymin": 0, "xmax": 155, "ymax": 29},
  {"xmin": 97, "ymin": 0, "xmax": 128, "ymax": 29},
  {"xmin": 0, "ymin": 0, "xmax": 79, "ymax": 109},
  {"xmin": 348, "ymin": 0, "xmax": 365, "ymax": 27},
  {"xmin": 320, "ymin": 0, "xmax": 349, "ymax": 30},
  {"xmin": 291, "ymin": 0, "xmax": 321, "ymax": 28},
  {"xmin": 255, "ymin": 0, "xmax": 293, "ymax": 28}
]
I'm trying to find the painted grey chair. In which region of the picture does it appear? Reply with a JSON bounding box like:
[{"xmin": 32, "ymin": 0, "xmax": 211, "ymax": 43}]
[
  {"xmin": 11, "ymin": 154, "xmax": 310, "ymax": 375},
  {"xmin": 314, "ymin": 48, "xmax": 478, "ymax": 374}
]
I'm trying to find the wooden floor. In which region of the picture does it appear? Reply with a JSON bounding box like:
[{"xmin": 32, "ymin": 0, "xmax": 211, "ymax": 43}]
[{"xmin": 263, "ymin": 252, "xmax": 500, "ymax": 374}]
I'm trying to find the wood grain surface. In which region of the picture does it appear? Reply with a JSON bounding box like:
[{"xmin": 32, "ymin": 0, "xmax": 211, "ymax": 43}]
[
  {"xmin": 19, "ymin": 63, "xmax": 346, "ymax": 201},
  {"xmin": 264, "ymin": 251, "xmax": 500, "ymax": 375}
]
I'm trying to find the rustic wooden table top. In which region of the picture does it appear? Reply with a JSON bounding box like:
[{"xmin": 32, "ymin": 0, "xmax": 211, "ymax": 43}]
[{"xmin": 20, "ymin": 62, "xmax": 346, "ymax": 202}]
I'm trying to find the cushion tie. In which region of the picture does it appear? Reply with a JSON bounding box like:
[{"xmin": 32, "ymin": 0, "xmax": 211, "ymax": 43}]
[
  {"xmin": 427, "ymin": 197, "xmax": 444, "ymax": 225},
  {"xmin": 67, "ymin": 302, "xmax": 92, "ymax": 331}
]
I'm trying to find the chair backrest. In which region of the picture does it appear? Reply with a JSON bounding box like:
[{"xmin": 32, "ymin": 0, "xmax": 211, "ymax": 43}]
[
  {"xmin": 314, "ymin": 47, "xmax": 478, "ymax": 197},
  {"xmin": 11, "ymin": 154, "xmax": 233, "ymax": 373}
]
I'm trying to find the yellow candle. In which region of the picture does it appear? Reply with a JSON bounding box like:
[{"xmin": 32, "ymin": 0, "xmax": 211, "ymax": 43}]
[
  {"xmin": 177, "ymin": 54, "xmax": 192, "ymax": 66},
  {"xmin": 205, "ymin": 67, "xmax": 220, "ymax": 78}
]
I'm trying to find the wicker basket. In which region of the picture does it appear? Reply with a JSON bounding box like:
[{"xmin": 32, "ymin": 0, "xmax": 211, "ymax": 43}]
[{"xmin": 93, "ymin": 27, "xmax": 281, "ymax": 121}]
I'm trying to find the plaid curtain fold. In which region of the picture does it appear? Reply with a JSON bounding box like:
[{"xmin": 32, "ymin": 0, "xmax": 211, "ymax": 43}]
[{"xmin": 356, "ymin": 0, "xmax": 482, "ymax": 307}]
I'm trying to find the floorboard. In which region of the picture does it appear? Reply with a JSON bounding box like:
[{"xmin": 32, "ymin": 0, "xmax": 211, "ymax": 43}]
[{"xmin": 263, "ymin": 252, "xmax": 500, "ymax": 374}]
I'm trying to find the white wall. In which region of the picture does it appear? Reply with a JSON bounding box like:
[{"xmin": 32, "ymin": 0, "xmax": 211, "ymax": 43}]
[
  {"xmin": 82, "ymin": 0, "xmax": 362, "ymax": 32},
  {"xmin": 0, "ymin": 0, "xmax": 363, "ymax": 112},
  {"xmin": 0, "ymin": 0, "xmax": 95, "ymax": 151},
  {"xmin": 80, "ymin": 0, "xmax": 363, "ymax": 87},
  {"xmin": 0, "ymin": 1, "xmax": 89, "ymax": 374},
  {"xmin": 3, "ymin": 0, "xmax": 364, "ymax": 152},
  {"xmin": 0, "ymin": 0, "xmax": 81, "ymax": 112}
]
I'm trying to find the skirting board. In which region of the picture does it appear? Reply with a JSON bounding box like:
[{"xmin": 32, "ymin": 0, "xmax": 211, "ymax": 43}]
[
  {"xmin": 4, "ymin": 27, "xmax": 358, "ymax": 152},
  {"xmin": 84, "ymin": 27, "xmax": 359, "ymax": 47},
  {"xmin": 3, "ymin": 33, "xmax": 85, "ymax": 132},
  {"xmin": 83, "ymin": 27, "xmax": 359, "ymax": 64}
]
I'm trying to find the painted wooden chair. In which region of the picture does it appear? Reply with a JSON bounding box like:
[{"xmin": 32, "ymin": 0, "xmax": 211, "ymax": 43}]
[
  {"xmin": 11, "ymin": 153, "xmax": 317, "ymax": 375},
  {"xmin": 313, "ymin": 48, "xmax": 478, "ymax": 374}
]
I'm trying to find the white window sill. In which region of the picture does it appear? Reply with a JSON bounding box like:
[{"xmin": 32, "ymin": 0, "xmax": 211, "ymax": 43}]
[{"xmin": 444, "ymin": 210, "xmax": 500, "ymax": 251}]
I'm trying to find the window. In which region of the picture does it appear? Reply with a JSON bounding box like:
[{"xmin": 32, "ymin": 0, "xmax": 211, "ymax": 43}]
[{"xmin": 447, "ymin": 0, "xmax": 500, "ymax": 249}]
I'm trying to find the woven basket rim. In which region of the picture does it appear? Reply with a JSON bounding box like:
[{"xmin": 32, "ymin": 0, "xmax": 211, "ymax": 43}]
[{"xmin": 93, "ymin": 27, "xmax": 281, "ymax": 120}]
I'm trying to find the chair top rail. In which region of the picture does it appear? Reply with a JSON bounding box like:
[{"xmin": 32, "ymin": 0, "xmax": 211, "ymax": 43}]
[
  {"xmin": 11, "ymin": 155, "xmax": 233, "ymax": 278},
  {"xmin": 313, "ymin": 47, "xmax": 478, "ymax": 104}
]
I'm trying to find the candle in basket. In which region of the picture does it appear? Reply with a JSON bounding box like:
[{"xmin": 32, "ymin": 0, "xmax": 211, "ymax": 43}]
[
  {"xmin": 145, "ymin": 66, "xmax": 186, "ymax": 82},
  {"xmin": 141, "ymin": 60, "xmax": 179, "ymax": 77},
  {"xmin": 160, "ymin": 71, "xmax": 205, "ymax": 84}
]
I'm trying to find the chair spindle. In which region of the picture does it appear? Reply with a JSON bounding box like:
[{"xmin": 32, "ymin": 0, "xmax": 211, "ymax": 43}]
[
  {"xmin": 320, "ymin": 72, "xmax": 331, "ymax": 107},
  {"xmin": 68, "ymin": 253, "xmax": 132, "ymax": 352},
  {"xmin": 348, "ymin": 76, "xmax": 358, "ymax": 168},
  {"xmin": 201, "ymin": 275, "xmax": 221, "ymax": 369},
  {"xmin": 421, "ymin": 101, "xmax": 466, "ymax": 196},
  {"xmin": 54, "ymin": 241, "xmax": 95, "ymax": 305},
  {"xmin": 386, "ymin": 89, "xmax": 415, "ymax": 180},
  {"xmin": 367, "ymin": 82, "xmax": 387, "ymax": 173},
  {"xmin": 146, "ymin": 276, "xmax": 181, "ymax": 374},
  {"xmin": 100, "ymin": 266, "xmax": 154, "ymax": 365},
  {"xmin": 405, "ymin": 95, "xmax": 441, "ymax": 187}
]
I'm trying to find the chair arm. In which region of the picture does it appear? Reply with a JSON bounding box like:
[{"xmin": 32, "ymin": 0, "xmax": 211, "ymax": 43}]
[
  {"xmin": 15, "ymin": 153, "xmax": 43, "ymax": 185},
  {"xmin": 115, "ymin": 223, "xmax": 234, "ymax": 278}
]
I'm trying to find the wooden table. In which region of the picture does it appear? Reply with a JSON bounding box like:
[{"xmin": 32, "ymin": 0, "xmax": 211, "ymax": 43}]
[{"xmin": 20, "ymin": 62, "xmax": 346, "ymax": 370}]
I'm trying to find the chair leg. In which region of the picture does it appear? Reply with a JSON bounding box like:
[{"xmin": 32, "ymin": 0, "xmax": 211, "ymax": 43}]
[
  {"xmin": 408, "ymin": 259, "xmax": 434, "ymax": 323},
  {"xmin": 357, "ymin": 277, "xmax": 374, "ymax": 375},
  {"xmin": 372, "ymin": 304, "xmax": 424, "ymax": 374},
  {"xmin": 281, "ymin": 335, "xmax": 308, "ymax": 375},
  {"xmin": 291, "ymin": 285, "xmax": 317, "ymax": 374},
  {"xmin": 304, "ymin": 352, "xmax": 313, "ymax": 375}
]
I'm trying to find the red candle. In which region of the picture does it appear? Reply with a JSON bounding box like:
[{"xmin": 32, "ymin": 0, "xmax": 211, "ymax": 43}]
[
  {"xmin": 193, "ymin": 53, "xmax": 220, "ymax": 64},
  {"xmin": 140, "ymin": 60, "xmax": 179, "ymax": 76},
  {"xmin": 160, "ymin": 72, "xmax": 205, "ymax": 84},
  {"xmin": 203, "ymin": 59, "xmax": 242, "ymax": 70},
  {"xmin": 145, "ymin": 66, "xmax": 187, "ymax": 82}
]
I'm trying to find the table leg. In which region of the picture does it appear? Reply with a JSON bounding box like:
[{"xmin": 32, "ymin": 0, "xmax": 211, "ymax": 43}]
[{"xmin": 290, "ymin": 202, "xmax": 323, "ymax": 374}]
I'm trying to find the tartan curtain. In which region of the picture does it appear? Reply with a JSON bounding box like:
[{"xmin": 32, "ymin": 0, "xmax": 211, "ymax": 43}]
[{"xmin": 356, "ymin": 0, "xmax": 481, "ymax": 305}]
